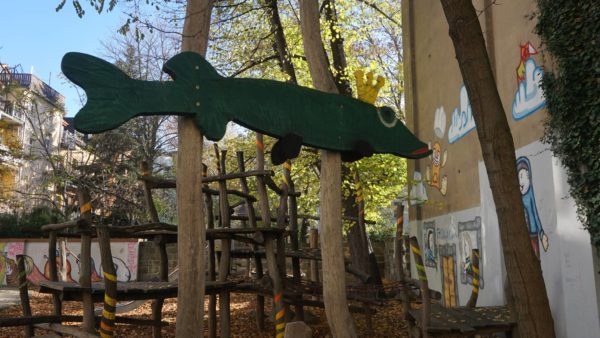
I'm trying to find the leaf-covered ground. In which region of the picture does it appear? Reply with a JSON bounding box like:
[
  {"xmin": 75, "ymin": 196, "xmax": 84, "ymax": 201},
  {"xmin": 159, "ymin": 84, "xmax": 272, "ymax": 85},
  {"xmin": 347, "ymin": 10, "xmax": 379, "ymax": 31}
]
[{"xmin": 0, "ymin": 291, "xmax": 409, "ymax": 337}]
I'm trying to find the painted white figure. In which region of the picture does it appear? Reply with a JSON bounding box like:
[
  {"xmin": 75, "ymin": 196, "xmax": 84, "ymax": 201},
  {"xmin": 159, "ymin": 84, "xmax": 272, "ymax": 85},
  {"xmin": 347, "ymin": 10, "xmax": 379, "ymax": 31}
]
[
  {"xmin": 461, "ymin": 232, "xmax": 473, "ymax": 276},
  {"xmin": 512, "ymin": 43, "xmax": 546, "ymax": 120},
  {"xmin": 448, "ymin": 86, "xmax": 475, "ymax": 143},
  {"xmin": 433, "ymin": 106, "xmax": 447, "ymax": 139},
  {"xmin": 517, "ymin": 156, "xmax": 549, "ymax": 259}
]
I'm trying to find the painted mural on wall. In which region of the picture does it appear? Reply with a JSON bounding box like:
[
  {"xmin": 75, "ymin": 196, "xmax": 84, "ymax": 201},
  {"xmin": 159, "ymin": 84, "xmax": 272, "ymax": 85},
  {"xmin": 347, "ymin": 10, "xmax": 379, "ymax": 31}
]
[
  {"xmin": 423, "ymin": 221, "xmax": 437, "ymax": 268},
  {"xmin": 517, "ymin": 156, "xmax": 549, "ymax": 259},
  {"xmin": 458, "ymin": 216, "xmax": 483, "ymax": 287},
  {"xmin": 0, "ymin": 241, "xmax": 138, "ymax": 286},
  {"xmin": 512, "ymin": 42, "xmax": 545, "ymax": 120},
  {"xmin": 426, "ymin": 106, "xmax": 449, "ymax": 196},
  {"xmin": 409, "ymin": 171, "xmax": 428, "ymax": 205},
  {"xmin": 447, "ymin": 86, "xmax": 475, "ymax": 144},
  {"xmin": 439, "ymin": 243, "xmax": 458, "ymax": 307}
]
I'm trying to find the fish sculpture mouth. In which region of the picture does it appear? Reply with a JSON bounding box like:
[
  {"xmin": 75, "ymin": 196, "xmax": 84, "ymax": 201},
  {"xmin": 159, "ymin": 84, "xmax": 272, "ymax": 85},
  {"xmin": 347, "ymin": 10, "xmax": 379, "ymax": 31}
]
[{"xmin": 62, "ymin": 51, "xmax": 431, "ymax": 164}]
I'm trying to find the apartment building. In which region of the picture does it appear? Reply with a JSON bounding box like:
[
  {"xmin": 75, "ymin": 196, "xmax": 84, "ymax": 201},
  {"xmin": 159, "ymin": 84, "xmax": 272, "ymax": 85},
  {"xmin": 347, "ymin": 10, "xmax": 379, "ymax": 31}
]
[{"xmin": 0, "ymin": 63, "xmax": 65, "ymax": 212}]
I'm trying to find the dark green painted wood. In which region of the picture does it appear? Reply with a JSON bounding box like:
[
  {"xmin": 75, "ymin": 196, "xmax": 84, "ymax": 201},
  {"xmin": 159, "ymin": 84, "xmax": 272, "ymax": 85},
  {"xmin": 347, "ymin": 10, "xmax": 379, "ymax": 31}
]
[{"xmin": 62, "ymin": 52, "xmax": 430, "ymax": 160}]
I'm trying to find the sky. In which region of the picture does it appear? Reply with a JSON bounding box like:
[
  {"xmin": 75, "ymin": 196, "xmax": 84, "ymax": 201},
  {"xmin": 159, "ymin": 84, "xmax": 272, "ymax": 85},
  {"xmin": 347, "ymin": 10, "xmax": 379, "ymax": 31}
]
[{"xmin": 1, "ymin": 1, "xmax": 125, "ymax": 116}]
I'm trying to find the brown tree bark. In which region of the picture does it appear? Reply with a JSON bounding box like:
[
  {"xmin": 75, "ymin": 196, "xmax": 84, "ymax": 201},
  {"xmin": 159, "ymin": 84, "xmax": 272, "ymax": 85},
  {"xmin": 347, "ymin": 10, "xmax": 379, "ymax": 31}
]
[
  {"xmin": 299, "ymin": 1, "xmax": 358, "ymax": 337},
  {"xmin": 176, "ymin": 1, "xmax": 213, "ymax": 337},
  {"xmin": 439, "ymin": 1, "xmax": 555, "ymax": 337}
]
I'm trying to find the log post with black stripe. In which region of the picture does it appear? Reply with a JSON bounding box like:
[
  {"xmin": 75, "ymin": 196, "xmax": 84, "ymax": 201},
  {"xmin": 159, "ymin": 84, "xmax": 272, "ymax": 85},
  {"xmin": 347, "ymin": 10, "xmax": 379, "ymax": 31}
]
[
  {"xmin": 466, "ymin": 249, "xmax": 480, "ymax": 308},
  {"xmin": 409, "ymin": 236, "xmax": 430, "ymax": 338},
  {"xmin": 97, "ymin": 223, "xmax": 118, "ymax": 338}
]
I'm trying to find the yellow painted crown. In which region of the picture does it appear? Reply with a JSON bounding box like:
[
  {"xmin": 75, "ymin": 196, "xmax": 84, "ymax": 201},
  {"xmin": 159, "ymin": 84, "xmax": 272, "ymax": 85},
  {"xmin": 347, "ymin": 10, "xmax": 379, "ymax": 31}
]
[{"xmin": 354, "ymin": 70, "xmax": 385, "ymax": 104}]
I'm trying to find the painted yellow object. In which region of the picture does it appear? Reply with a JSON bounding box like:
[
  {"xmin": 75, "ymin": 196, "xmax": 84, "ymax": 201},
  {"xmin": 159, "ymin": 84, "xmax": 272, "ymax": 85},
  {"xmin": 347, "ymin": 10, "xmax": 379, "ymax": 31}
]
[{"xmin": 354, "ymin": 70, "xmax": 385, "ymax": 104}]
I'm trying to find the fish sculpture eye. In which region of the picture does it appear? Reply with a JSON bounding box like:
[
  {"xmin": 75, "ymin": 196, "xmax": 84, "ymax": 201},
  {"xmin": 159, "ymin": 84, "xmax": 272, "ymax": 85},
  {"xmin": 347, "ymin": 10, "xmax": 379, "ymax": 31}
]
[{"xmin": 377, "ymin": 106, "xmax": 398, "ymax": 128}]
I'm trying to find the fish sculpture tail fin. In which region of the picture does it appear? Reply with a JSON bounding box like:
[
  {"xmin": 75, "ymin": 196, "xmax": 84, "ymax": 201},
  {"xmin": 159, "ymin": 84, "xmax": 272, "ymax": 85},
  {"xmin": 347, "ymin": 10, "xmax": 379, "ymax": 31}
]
[{"xmin": 62, "ymin": 52, "xmax": 138, "ymax": 133}]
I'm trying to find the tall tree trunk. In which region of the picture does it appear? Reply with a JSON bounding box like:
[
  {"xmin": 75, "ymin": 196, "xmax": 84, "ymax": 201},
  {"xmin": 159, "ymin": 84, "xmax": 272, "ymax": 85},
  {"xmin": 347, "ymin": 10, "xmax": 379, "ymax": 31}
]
[
  {"xmin": 324, "ymin": 0, "xmax": 376, "ymax": 283},
  {"xmin": 299, "ymin": 1, "xmax": 358, "ymax": 337},
  {"xmin": 439, "ymin": 1, "xmax": 555, "ymax": 337},
  {"xmin": 264, "ymin": 0, "xmax": 297, "ymax": 83},
  {"xmin": 176, "ymin": 1, "xmax": 213, "ymax": 337}
]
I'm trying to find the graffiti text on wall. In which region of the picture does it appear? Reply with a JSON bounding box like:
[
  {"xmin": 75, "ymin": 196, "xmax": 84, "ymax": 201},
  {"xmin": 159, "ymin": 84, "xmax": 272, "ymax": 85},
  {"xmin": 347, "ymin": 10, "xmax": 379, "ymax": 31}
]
[
  {"xmin": 0, "ymin": 241, "xmax": 138, "ymax": 286},
  {"xmin": 512, "ymin": 42, "xmax": 545, "ymax": 120}
]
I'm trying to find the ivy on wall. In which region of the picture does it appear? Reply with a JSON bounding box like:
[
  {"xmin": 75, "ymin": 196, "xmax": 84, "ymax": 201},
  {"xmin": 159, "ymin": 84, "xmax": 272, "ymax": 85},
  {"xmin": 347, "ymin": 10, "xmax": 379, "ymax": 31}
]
[{"xmin": 535, "ymin": 0, "xmax": 600, "ymax": 245}]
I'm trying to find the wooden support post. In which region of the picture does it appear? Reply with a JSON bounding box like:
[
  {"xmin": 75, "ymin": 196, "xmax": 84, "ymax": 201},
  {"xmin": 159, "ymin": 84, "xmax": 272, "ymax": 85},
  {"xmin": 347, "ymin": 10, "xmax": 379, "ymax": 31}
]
[
  {"xmin": 176, "ymin": 1, "xmax": 212, "ymax": 336},
  {"xmin": 309, "ymin": 228, "xmax": 319, "ymax": 284},
  {"xmin": 236, "ymin": 151, "xmax": 266, "ymax": 330},
  {"xmin": 283, "ymin": 161, "xmax": 304, "ymax": 321},
  {"xmin": 17, "ymin": 254, "xmax": 34, "ymax": 338},
  {"xmin": 409, "ymin": 236, "xmax": 430, "ymax": 338},
  {"xmin": 394, "ymin": 202, "xmax": 411, "ymax": 318},
  {"xmin": 300, "ymin": 1, "xmax": 358, "ymax": 335},
  {"xmin": 151, "ymin": 235, "xmax": 168, "ymax": 338},
  {"xmin": 47, "ymin": 231, "xmax": 62, "ymax": 315},
  {"xmin": 466, "ymin": 249, "xmax": 480, "ymax": 308},
  {"xmin": 216, "ymin": 148, "xmax": 232, "ymax": 338},
  {"xmin": 97, "ymin": 224, "xmax": 118, "ymax": 338},
  {"xmin": 254, "ymin": 133, "xmax": 271, "ymax": 229},
  {"xmin": 76, "ymin": 188, "xmax": 95, "ymax": 334},
  {"xmin": 143, "ymin": 161, "xmax": 166, "ymax": 338},
  {"xmin": 265, "ymin": 234, "xmax": 286, "ymax": 338},
  {"xmin": 203, "ymin": 164, "xmax": 218, "ymax": 338}
]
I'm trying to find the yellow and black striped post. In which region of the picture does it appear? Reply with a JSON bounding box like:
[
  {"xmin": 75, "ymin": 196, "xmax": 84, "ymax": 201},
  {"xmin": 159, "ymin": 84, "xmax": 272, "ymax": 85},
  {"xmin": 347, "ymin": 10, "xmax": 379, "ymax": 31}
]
[
  {"xmin": 96, "ymin": 222, "xmax": 118, "ymax": 338},
  {"xmin": 467, "ymin": 249, "xmax": 480, "ymax": 308},
  {"xmin": 409, "ymin": 236, "xmax": 430, "ymax": 338}
]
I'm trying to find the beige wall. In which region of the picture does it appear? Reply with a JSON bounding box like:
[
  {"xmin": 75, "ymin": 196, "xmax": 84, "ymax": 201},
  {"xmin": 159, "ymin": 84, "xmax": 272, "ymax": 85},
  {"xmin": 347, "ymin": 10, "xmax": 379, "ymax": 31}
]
[{"xmin": 406, "ymin": 0, "xmax": 549, "ymax": 219}]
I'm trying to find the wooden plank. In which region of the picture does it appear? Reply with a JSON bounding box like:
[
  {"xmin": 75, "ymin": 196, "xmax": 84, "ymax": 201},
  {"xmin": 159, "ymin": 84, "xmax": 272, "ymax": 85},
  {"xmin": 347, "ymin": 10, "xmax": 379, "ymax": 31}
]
[
  {"xmin": 204, "ymin": 164, "xmax": 218, "ymax": 338},
  {"xmin": 34, "ymin": 323, "xmax": 99, "ymax": 338}
]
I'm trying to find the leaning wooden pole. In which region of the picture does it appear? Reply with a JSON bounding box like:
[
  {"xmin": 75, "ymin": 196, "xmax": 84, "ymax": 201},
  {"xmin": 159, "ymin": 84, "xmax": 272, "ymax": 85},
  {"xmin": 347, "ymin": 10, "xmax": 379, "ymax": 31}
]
[
  {"xmin": 299, "ymin": 1, "xmax": 358, "ymax": 336},
  {"xmin": 176, "ymin": 1, "xmax": 213, "ymax": 336}
]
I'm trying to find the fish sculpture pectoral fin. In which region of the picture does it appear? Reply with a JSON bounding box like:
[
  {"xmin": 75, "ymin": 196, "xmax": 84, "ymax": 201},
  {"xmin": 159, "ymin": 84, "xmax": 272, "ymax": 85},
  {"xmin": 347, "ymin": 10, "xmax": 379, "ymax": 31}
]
[{"xmin": 271, "ymin": 133, "xmax": 303, "ymax": 165}]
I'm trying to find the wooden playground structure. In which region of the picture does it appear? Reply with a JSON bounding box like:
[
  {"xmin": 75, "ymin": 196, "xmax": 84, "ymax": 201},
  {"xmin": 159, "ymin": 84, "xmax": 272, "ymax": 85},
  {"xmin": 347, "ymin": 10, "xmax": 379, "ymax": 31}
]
[{"xmin": 0, "ymin": 140, "xmax": 515, "ymax": 338}]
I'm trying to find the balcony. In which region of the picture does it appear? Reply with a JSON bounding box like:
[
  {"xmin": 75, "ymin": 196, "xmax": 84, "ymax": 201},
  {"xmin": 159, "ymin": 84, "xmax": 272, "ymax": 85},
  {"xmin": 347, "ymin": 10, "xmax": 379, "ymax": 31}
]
[
  {"xmin": 0, "ymin": 100, "xmax": 25, "ymax": 125},
  {"xmin": 0, "ymin": 142, "xmax": 22, "ymax": 169},
  {"xmin": 0, "ymin": 73, "xmax": 64, "ymax": 107}
]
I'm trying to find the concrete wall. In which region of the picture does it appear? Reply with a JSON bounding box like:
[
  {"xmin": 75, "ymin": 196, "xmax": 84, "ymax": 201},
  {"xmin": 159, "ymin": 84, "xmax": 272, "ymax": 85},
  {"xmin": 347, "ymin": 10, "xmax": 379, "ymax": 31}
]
[{"xmin": 403, "ymin": 0, "xmax": 600, "ymax": 337}]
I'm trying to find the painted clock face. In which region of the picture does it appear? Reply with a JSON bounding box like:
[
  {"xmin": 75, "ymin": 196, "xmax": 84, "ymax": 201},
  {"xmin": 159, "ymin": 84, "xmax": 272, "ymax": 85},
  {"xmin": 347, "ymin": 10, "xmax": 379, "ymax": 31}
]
[{"xmin": 518, "ymin": 168, "xmax": 531, "ymax": 195}]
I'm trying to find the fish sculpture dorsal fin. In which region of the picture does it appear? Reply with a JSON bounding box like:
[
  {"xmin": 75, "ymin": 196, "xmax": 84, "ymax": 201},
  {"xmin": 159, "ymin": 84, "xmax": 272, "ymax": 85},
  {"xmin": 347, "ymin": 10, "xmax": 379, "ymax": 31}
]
[{"xmin": 163, "ymin": 52, "xmax": 222, "ymax": 82}]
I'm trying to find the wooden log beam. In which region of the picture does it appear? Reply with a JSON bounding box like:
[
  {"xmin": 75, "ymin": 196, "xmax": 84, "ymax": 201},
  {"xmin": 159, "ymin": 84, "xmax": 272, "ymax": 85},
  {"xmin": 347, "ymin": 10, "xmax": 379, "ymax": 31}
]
[
  {"xmin": 203, "ymin": 164, "xmax": 218, "ymax": 338},
  {"xmin": 96, "ymin": 224, "xmax": 118, "ymax": 338},
  {"xmin": 216, "ymin": 148, "xmax": 232, "ymax": 338}
]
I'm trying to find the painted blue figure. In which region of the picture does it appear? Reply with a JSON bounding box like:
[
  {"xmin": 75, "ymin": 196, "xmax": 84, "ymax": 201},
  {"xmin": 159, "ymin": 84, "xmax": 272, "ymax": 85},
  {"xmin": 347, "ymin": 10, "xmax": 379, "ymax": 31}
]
[{"xmin": 516, "ymin": 156, "xmax": 549, "ymax": 259}]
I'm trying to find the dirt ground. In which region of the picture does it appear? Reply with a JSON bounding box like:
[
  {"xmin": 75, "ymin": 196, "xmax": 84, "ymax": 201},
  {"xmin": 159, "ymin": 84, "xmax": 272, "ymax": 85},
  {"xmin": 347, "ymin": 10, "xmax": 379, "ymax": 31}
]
[{"xmin": 0, "ymin": 291, "xmax": 410, "ymax": 337}]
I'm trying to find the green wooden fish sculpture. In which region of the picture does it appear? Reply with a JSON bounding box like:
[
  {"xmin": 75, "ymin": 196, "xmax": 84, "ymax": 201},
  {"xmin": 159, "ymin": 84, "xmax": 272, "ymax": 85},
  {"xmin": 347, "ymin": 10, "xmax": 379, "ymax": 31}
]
[{"xmin": 62, "ymin": 52, "xmax": 430, "ymax": 164}]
